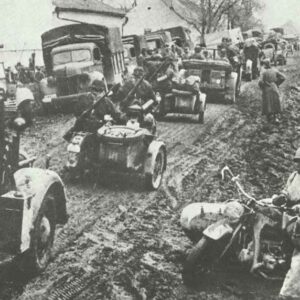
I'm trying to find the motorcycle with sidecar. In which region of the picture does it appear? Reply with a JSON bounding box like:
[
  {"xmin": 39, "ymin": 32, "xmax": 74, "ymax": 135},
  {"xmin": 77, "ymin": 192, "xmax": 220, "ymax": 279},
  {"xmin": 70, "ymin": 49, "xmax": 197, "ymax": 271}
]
[
  {"xmin": 65, "ymin": 99, "xmax": 167, "ymax": 190},
  {"xmin": 155, "ymin": 59, "xmax": 207, "ymax": 123},
  {"xmin": 0, "ymin": 96, "xmax": 68, "ymax": 275},
  {"xmin": 180, "ymin": 166, "xmax": 297, "ymax": 285}
]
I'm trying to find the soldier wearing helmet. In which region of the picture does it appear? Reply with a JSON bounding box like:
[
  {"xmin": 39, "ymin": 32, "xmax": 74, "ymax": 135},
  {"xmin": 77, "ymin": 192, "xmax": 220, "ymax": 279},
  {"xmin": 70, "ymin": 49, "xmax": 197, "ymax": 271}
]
[
  {"xmin": 132, "ymin": 67, "xmax": 156, "ymax": 106},
  {"xmin": 89, "ymin": 79, "xmax": 118, "ymax": 121},
  {"xmin": 189, "ymin": 45, "xmax": 204, "ymax": 60}
]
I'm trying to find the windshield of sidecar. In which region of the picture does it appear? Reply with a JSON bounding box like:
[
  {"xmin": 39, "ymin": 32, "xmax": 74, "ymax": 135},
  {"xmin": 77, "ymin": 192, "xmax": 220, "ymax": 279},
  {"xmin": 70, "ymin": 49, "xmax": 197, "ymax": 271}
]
[
  {"xmin": 185, "ymin": 68, "xmax": 226, "ymax": 84},
  {"xmin": 52, "ymin": 49, "xmax": 92, "ymax": 65}
]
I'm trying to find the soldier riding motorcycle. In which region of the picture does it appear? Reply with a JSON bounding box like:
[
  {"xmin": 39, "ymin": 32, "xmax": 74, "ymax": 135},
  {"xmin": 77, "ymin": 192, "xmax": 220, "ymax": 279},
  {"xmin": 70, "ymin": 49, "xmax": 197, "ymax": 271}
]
[{"xmin": 180, "ymin": 164, "xmax": 300, "ymax": 287}]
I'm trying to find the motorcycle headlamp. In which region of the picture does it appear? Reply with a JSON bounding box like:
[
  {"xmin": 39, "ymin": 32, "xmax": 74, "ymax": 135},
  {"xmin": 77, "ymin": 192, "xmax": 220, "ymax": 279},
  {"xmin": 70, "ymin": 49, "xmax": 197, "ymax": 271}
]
[{"xmin": 224, "ymin": 201, "xmax": 245, "ymax": 223}]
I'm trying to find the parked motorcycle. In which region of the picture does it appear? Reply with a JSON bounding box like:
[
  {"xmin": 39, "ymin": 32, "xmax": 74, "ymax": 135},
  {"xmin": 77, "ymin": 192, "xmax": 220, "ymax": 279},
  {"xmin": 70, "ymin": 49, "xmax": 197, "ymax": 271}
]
[{"xmin": 181, "ymin": 166, "xmax": 297, "ymax": 285}]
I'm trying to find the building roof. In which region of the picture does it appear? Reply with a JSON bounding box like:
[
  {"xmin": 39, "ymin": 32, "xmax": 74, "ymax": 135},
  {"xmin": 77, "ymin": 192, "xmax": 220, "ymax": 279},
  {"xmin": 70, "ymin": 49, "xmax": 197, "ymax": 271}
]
[{"xmin": 53, "ymin": 0, "xmax": 126, "ymax": 17}]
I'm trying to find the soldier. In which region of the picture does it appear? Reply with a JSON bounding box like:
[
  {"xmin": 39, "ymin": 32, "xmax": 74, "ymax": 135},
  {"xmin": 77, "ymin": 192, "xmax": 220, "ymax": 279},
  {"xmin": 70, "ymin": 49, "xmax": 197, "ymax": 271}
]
[
  {"xmin": 132, "ymin": 67, "xmax": 156, "ymax": 105},
  {"xmin": 34, "ymin": 66, "xmax": 45, "ymax": 82},
  {"xmin": 189, "ymin": 45, "xmax": 204, "ymax": 60},
  {"xmin": 89, "ymin": 80, "xmax": 119, "ymax": 121},
  {"xmin": 258, "ymin": 59, "xmax": 285, "ymax": 124}
]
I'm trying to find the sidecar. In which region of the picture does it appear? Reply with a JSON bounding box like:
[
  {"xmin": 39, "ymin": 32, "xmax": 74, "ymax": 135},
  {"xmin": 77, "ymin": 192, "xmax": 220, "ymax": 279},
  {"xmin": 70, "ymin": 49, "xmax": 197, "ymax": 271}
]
[
  {"xmin": 180, "ymin": 202, "xmax": 227, "ymax": 243},
  {"xmin": 67, "ymin": 124, "xmax": 167, "ymax": 190},
  {"xmin": 180, "ymin": 58, "xmax": 240, "ymax": 104},
  {"xmin": 157, "ymin": 86, "xmax": 207, "ymax": 123}
]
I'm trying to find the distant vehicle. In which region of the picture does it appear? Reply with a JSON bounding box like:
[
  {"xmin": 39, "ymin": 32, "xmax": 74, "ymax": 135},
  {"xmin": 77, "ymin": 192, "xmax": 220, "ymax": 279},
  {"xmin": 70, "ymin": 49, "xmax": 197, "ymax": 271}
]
[
  {"xmin": 145, "ymin": 30, "xmax": 172, "ymax": 51},
  {"xmin": 0, "ymin": 95, "xmax": 68, "ymax": 275},
  {"xmin": 261, "ymin": 41, "xmax": 287, "ymax": 66},
  {"xmin": 163, "ymin": 26, "xmax": 194, "ymax": 49},
  {"xmin": 40, "ymin": 24, "xmax": 125, "ymax": 112},
  {"xmin": 183, "ymin": 54, "xmax": 241, "ymax": 104},
  {"xmin": 0, "ymin": 62, "xmax": 34, "ymax": 123},
  {"xmin": 122, "ymin": 34, "xmax": 148, "ymax": 73},
  {"xmin": 155, "ymin": 59, "xmax": 207, "ymax": 123}
]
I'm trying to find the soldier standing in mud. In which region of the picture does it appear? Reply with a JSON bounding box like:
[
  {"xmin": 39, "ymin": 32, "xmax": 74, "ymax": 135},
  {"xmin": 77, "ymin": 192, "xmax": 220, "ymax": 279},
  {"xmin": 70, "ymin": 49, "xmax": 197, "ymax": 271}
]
[{"xmin": 258, "ymin": 59, "xmax": 286, "ymax": 124}]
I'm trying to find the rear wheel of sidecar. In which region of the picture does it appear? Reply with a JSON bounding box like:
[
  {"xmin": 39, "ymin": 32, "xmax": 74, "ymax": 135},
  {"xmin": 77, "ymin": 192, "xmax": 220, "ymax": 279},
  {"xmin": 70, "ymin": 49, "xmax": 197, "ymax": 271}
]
[{"xmin": 145, "ymin": 147, "xmax": 166, "ymax": 190}]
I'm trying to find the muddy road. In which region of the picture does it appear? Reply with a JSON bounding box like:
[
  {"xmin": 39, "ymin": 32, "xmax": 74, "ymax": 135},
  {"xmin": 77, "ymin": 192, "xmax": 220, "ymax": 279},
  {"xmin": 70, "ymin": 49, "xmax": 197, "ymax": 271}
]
[{"xmin": 1, "ymin": 56, "xmax": 299, "ymax": 300}]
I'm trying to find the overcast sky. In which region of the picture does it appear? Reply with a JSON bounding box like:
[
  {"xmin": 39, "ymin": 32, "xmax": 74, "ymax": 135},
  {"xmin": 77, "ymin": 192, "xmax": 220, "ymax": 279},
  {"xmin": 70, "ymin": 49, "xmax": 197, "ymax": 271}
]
[{"xmin": 0, "ymin": 0, "xmax": 300, "ymax": 50}]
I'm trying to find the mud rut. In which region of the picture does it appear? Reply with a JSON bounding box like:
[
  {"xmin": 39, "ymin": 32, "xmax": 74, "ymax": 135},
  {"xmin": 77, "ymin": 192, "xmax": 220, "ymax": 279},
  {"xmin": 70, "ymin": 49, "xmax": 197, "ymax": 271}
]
[{"xmin": 3, "ymin": 66, "xmax": 294, "ymax": 299}]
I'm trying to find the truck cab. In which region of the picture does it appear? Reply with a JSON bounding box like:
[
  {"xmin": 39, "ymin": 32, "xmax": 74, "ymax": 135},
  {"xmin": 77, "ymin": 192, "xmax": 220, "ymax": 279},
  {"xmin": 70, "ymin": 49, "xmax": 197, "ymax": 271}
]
[{"xmin": 41, "ymin": 24, "xmax": 125, "ymax": 112}]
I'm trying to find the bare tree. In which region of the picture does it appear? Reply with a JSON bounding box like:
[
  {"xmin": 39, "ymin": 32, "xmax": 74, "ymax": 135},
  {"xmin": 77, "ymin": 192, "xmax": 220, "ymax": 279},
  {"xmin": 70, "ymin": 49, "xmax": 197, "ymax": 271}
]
[{"xmin": 183, "ymin": 0, "xmax": 263, "ymax": 39}]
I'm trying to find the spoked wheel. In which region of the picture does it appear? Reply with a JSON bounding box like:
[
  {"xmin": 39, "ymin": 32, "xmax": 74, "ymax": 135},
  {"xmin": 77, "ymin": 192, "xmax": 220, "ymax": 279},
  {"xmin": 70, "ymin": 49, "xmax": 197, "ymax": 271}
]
[
  {"xmin": 18, "ymin": 193, "xmax": 56, "ymax": 275},
  {"xmin": 145, "ymin": 147, "xmax": 166, "ymax": 190}
]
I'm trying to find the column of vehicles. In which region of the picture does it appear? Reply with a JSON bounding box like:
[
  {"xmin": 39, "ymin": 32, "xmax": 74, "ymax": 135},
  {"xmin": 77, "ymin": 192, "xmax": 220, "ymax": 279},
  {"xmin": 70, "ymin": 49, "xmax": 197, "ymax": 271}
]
[
  {"xmin": 0, "ymin": 23, "xmax": 297, "ymax": 283},
  {"xmin": 36, "ymin": 23, "xmax": 244, "ymax": 191}
]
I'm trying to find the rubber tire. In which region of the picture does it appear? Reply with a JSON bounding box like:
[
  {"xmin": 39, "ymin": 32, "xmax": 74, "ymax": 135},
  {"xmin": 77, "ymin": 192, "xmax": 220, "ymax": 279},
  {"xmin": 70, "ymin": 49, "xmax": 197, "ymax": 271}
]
[
  {"xmin": 245, "ymin": 73, "xmax": 252, "ymax": 82},
  {"xmin": 182, "ymin": 236, "xmax": 211, "ymax": 286},
  {"xmin": 18, "ymin": 193, "xmax": 56, "ymax": 276},
  {"xmin": 198, "ymin": 111, "xmax": 204, "ymax": 124},
  {"xmin": 145, "ymin": 147, "xmax": 166, "ymax": 190}
]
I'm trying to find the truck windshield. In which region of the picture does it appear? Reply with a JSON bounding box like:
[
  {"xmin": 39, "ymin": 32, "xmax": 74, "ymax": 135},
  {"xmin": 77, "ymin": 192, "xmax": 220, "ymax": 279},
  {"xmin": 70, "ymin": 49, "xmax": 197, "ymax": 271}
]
[{"xmin": 53, "ymin": 49, "xmax": 91, "ymax": 65}]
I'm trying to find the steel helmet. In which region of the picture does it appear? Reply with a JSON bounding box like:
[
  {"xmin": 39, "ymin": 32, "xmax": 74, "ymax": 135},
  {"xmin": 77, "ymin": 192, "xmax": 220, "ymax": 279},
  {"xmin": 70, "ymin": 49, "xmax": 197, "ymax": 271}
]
[
  {"xmin": 294, "ymin": 147, "xmax": 300, "ymax": 162},
  {"xmin": 91, "ymin": 79, "xmax": 106, "ymax": 92}
]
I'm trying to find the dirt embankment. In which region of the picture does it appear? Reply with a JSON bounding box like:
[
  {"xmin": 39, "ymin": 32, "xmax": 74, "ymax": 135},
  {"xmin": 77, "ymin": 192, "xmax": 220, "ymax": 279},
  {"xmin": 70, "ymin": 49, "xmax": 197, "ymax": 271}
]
[{"xmin": 1, "ymin": 56, "xmax": 300, "ymax": 300}]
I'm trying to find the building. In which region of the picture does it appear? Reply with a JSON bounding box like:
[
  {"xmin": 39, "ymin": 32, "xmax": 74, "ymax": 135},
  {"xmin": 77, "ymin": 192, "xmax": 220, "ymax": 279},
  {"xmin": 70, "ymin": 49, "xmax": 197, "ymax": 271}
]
[
  {"xmin": 123, "ymin": 0, "xmax": 201, "ymax": 42},
  {"xmin": 52, "ymin": 0, "xmax": 127, "ymax": 32}
]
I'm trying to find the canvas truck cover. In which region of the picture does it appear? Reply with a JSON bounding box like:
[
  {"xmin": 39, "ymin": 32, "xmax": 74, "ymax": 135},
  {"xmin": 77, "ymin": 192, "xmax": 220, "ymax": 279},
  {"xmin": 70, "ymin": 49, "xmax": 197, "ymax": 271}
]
[
  {"xmin": 204, "ymin": 28, "xmax": 244, "ymax": 48},
  {"xmin": 41, "ymin": 24, "xmax": 123, "ymax": 74}
]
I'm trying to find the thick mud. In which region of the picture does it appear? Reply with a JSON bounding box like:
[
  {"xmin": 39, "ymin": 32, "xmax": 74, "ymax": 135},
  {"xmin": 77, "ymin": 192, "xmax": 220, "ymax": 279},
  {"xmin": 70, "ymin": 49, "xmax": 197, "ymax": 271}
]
[{"xmin": 1, "ymin": 55, "xmax": 299, "ymax": 300}]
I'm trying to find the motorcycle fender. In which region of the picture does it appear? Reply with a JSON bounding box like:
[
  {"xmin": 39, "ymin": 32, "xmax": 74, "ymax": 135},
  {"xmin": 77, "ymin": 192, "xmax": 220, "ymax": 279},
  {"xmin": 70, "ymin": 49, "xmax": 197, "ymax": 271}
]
[
  {"xmin": 144, "ymin": 140, "xmax": 166, "ymax": 175},
  {"xmin": 14, "ymin": 168, "xmax": 67, "ymax": 253},
  {"xmin": 15, "ymin": 87, "xmax": 34, "ymax": 106},
  {"xmin": 203, "ymin": 219, "xmax": 233, "ymax": 241}
]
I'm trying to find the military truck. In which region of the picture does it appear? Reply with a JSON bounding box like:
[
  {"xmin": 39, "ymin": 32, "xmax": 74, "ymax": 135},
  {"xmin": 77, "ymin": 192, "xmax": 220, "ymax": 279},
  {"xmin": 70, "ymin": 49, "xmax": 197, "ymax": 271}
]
[
  {"xmin": 40, "ymin": 23, "xmax": 125, "ymax": 112},
  {"xmin": 122, "ymin": 34, "xmax": 148, "ymax": 74},
  {"xmin": 0, "ymin": 93, "xmax": 68, "ymax": 274}
]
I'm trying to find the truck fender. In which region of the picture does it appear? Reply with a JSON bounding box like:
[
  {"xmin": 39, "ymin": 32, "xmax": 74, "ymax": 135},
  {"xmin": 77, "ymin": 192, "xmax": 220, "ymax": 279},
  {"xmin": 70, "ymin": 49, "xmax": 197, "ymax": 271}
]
[
  {"xmin": 14, "ymin": 168, "xmax": 68, "ymax": 252},
  {"xmin": 203, "ymin": 219, "xmax": 233, "ymax": 241},
  {"xmin": 144, "ymin": 140, "xmax": 166, "ymax": 175},
  {"xmin": 15, "ymin": 87, "xmax": 34, "ymax": 107}
]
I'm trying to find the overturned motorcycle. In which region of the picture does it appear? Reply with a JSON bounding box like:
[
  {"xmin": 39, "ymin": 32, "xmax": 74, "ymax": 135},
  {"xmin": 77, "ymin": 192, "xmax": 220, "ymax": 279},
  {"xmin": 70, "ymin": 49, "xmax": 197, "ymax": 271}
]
[
  {"xmin": 65, "ymin": 99, "xmax": 167, "ymax": 190},
  {"xmin": 180, "ymin": 166, "xmax": 298, "ymax": 285}
]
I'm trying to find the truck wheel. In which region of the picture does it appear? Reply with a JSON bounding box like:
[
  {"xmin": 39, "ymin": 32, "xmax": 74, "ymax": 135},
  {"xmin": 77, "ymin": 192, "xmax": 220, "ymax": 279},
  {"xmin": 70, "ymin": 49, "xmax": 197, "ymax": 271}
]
[
  {"xmin": 145, "ymin": 147, "xmax": 166, "ymax": 190},
  {"xmin": 198, "ymin": 111, "xmax": 204, "ymax": 124},
  {"xmin": 245, "ymin": 73, "xmax": 252, "ymax": 82},
  {"xmin": 19, "ymin": 193, "xmax": 56, "ymax": 275},
  {"xmin": 182, "ymin": 236, "xmax": 212, "ymax": 286}
]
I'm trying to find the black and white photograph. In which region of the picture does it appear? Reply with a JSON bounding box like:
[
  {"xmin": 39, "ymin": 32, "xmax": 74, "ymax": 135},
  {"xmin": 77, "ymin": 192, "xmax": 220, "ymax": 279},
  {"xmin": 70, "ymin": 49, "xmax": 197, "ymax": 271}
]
[{"xmin": 1, "ymin": 0, "xmax": 300, "ymax": 299}]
